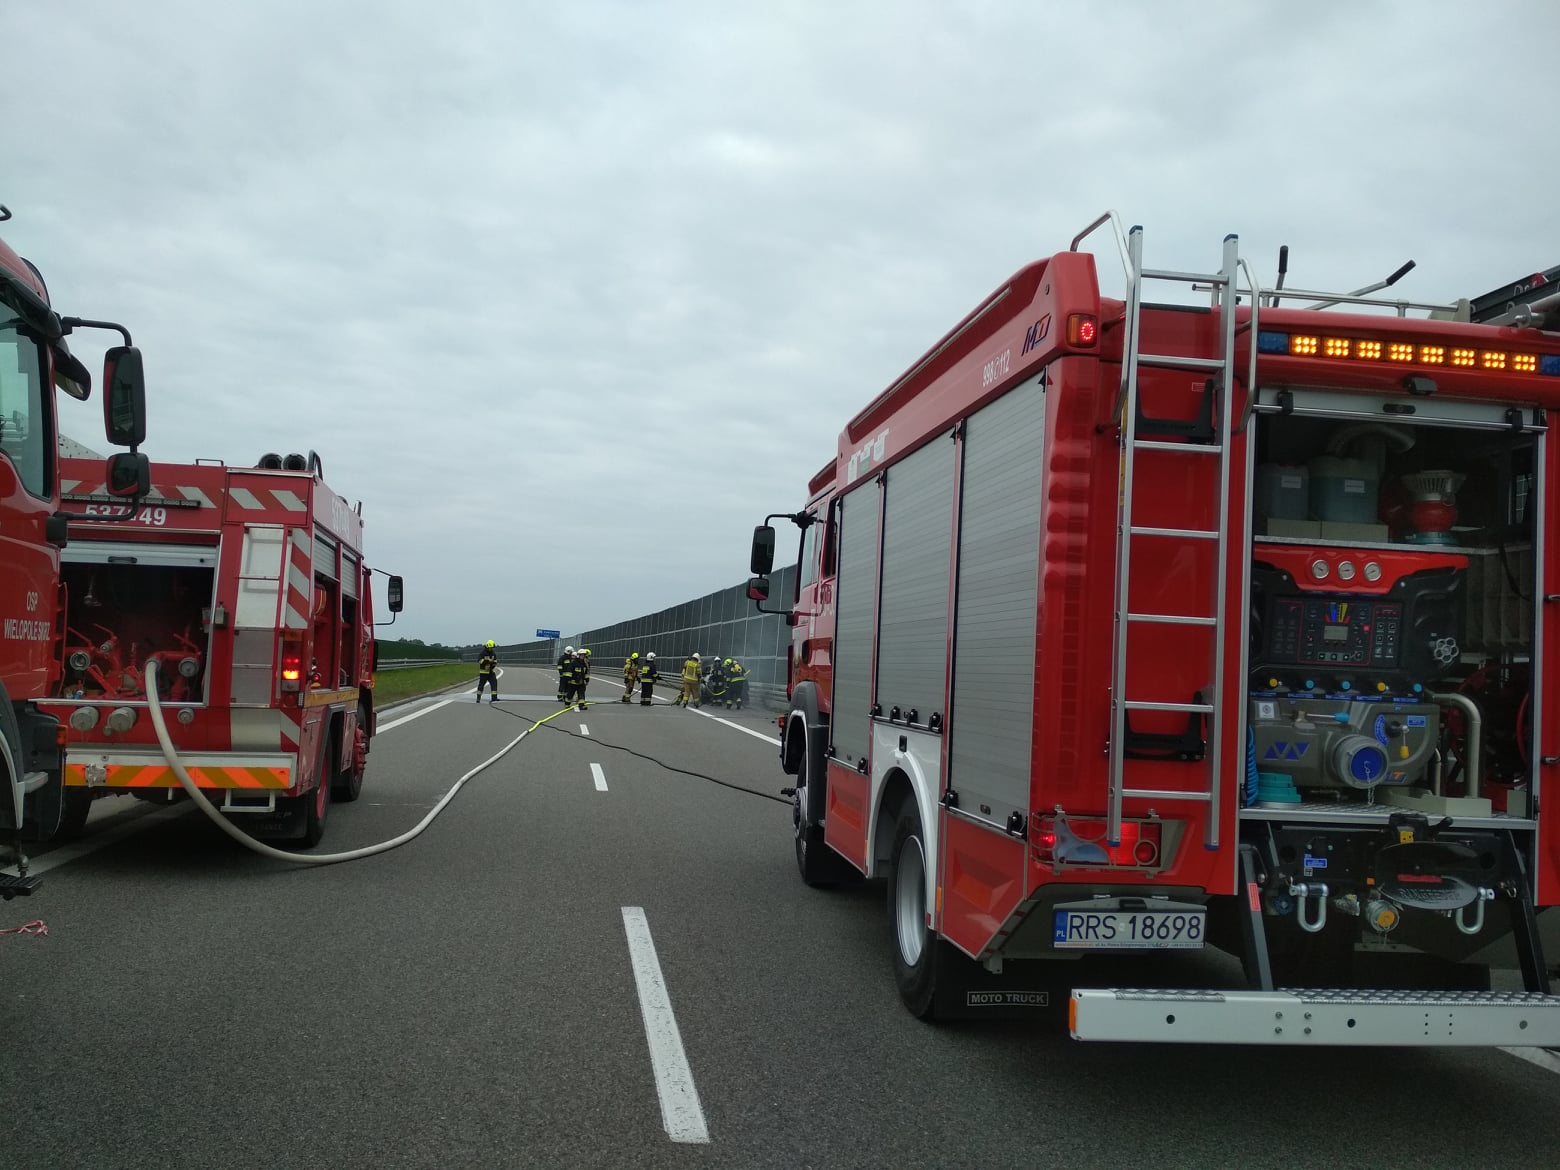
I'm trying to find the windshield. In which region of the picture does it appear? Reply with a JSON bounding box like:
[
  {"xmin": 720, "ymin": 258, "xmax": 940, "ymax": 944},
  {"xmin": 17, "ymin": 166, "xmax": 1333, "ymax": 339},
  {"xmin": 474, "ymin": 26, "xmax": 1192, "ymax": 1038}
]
[{"xmin": 0, "ymin": 317, "xmax": 50, "ymax": 498}]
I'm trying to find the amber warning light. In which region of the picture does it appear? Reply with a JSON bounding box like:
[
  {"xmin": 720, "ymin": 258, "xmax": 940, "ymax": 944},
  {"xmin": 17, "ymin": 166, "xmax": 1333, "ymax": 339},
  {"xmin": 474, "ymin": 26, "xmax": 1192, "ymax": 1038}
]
[{"xmin": 1258, "ymin": 330, "xmax": 1560, "ymax": 376}]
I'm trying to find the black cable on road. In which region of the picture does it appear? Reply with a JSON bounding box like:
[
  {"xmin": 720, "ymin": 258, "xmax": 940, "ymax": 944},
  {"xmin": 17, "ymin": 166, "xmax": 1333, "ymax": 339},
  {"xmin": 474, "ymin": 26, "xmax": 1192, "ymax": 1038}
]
[{"xmin": 488, "ymin": 703, "xmax": 791, "ymax": 805}]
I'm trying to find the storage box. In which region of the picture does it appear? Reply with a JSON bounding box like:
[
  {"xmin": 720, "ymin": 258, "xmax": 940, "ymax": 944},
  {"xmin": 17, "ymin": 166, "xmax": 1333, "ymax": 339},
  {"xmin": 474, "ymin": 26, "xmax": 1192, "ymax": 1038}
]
[
  {"xmin": 1318, "ymin": 521, "xmax": 1390, "ymax": 543},
  {"xmin": 1309, "ymin": 455, "xmax": 1378, "ymax": 523},
  {"xmin": 1255, "ymin": 464, "xmax": 1309, "ymax": 521},
  {"xmin": 1257, "ymin": 518, "xmax": 1322, "ymax": 539}
]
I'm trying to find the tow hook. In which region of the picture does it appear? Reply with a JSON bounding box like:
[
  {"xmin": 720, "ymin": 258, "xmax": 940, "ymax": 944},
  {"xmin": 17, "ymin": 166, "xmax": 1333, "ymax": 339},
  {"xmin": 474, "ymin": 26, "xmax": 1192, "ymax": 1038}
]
[
  {"xmin": 1455, "ymin": 887, "xmax": 1496, "ymax": 936},
  {"xmin": 1288, "ymin": 881, "xmax": 1330, "ymax": 933}
]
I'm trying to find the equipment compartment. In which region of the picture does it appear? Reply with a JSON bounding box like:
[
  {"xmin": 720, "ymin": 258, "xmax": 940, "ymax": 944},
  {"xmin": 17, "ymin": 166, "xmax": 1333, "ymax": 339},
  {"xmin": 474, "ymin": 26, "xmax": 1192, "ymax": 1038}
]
[
  {"xmin": 57, "ymin": 545, "xmax": 218, "ymax": 704},
  {"xmin": 1247, "ymin": 411, "xmax": 1540, "ymax": 815}
]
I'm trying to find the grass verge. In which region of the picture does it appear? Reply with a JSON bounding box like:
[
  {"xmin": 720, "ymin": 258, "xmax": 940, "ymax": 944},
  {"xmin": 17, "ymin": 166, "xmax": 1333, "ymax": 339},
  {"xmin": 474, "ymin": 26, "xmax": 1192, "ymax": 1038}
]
[{"xmin": 371, "ymin": 663, "xmax": 477, "ymax": 706}]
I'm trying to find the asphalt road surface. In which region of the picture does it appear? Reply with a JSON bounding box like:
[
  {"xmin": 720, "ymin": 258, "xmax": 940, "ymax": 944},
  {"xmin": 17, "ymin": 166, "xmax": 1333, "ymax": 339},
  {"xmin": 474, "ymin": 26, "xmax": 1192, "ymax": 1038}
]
[{"xmin": 3, "ymin": 664, "xmax": 1557, "ymax": 1169}]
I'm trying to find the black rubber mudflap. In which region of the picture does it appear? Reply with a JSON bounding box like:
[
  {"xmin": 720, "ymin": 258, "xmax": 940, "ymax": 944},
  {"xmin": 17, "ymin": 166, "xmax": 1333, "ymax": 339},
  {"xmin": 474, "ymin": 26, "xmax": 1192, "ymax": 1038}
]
[
  {"xmin": 242, "ymin": 801, "xmax": 306, "ymax": 840},
  {"xmin": 931, "ymin": 946, "xmax": 1070, "ymax": 1021}
]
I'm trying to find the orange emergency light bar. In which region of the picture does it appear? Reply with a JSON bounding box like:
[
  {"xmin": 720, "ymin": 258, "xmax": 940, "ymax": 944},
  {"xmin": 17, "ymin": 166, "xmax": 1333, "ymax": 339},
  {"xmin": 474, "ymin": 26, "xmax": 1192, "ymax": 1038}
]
[{"xmin": 1258, "ymin": 330, "xmax": 1560, "ymax": 376}]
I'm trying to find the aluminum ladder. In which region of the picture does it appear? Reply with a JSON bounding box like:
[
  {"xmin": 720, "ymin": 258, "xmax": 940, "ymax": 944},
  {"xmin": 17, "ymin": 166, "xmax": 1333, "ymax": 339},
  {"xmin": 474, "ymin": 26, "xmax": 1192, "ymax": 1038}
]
[{"xmin": 1071, "ymin": 215, "xmax": 1253, "ymax": 847}]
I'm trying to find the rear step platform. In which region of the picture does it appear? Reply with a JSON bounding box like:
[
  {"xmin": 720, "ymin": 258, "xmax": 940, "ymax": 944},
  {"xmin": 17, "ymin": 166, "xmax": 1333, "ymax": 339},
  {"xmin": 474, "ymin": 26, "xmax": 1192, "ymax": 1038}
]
[
  {"xmin": 1071, "ymin": 987, "xmax": 1560, "ymax": 1046},
  {"xmin": 0, "ymin": 873, "xmax": 42, "ymax": 901}
]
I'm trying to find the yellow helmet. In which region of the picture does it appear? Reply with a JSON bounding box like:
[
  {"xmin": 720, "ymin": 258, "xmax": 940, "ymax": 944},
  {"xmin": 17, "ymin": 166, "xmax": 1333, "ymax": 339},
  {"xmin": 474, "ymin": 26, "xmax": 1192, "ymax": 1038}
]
[
  {"xmin": 724, "ymin": 658, "xmax": 732, "ymax": 665},
  {"xmin": 631, "ymin": 652, "xmax": 638, "ymax": 658},
  {"xmin": 581, "ymin": 648, "xmax": 591, "ymax": 656},
  {"xmin": 486, "ymin": 640, "xmax": 495, "ymax": 649}
]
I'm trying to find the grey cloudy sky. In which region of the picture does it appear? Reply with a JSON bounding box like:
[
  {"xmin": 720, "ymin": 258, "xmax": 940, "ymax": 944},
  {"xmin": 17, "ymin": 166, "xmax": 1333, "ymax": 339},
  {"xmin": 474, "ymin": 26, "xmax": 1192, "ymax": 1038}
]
[{"xmin": 5, "ymin": 1, "xmax": 1554, "ymax": 645}]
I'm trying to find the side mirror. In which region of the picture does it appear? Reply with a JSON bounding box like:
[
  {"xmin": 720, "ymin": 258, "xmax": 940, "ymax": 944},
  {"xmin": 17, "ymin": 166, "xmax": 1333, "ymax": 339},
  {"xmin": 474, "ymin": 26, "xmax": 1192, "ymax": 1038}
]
[
  {"xmin": 105, "ymin": 451, "xmax": 150, "ymax": 499},
  {"xmin": 103, "ymin": 346, "xmax": 147, "ymax": 447},
  {"xmin": 747, "ymin": 576, "xmax": 770, "ymax": 602},
  {"xmin": 750, "ymin": 525, "xmax": 776, "ymax": 575},
  {"xmin": 387, "ymin": 575, "xmax": 404, "ymax": 613},
  {"xmin": 53, "ymin": 346, "xmax": 92, "ymax": 401}
]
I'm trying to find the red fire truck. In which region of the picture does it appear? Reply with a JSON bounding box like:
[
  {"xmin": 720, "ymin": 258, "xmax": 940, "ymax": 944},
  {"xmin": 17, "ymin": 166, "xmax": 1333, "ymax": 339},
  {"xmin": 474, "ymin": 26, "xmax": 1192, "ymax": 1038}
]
[
  {"xmin": 2, "ymin": 207, "xmax": 150, "ymax": 893},
  {"xmin": 41, "ymin": 452, "xmax": 402, "ymax": 847},
  {"xmin": 749, "ymin": 212, "xmax": 1560, "ymax": 1045}
]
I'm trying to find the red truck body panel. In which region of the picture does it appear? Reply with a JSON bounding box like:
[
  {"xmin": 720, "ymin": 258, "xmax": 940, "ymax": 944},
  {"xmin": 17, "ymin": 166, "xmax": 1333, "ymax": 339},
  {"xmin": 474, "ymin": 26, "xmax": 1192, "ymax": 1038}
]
[
  {"xmin": 42, "ymin": 457, "xmax": 378, "ymax": 814},
  {"xmin": 782, "ymin": 241, "xmax": 1560, "ymax": 969}
]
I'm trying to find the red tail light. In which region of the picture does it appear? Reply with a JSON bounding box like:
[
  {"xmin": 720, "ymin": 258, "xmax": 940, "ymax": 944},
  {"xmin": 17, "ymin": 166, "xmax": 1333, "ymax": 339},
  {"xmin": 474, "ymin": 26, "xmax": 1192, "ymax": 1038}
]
[
  {"xmin": 280, "ymin": 637, "xmax": 304, "ymax": 693},
  {"xmin": 1067, "ymin": 313, "xmax": 1098, "ymax": 346},
  {"xmin": 1031, "ymin": 815, "xmax": 1165, "ymax": 869}
]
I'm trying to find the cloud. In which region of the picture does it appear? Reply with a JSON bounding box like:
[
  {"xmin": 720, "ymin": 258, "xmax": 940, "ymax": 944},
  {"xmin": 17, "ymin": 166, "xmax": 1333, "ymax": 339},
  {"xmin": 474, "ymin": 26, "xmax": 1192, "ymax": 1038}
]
[{"xmin": 4, "ymin": 0, "xmax": 1555, "ymax": 642}]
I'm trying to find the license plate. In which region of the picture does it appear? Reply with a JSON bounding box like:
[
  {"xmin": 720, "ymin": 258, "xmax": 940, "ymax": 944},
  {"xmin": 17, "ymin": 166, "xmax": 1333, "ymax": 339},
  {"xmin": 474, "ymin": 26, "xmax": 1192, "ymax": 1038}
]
[{"xmin": 1053, "ymin": 909, "xmax": 1206, "ymax": 950}]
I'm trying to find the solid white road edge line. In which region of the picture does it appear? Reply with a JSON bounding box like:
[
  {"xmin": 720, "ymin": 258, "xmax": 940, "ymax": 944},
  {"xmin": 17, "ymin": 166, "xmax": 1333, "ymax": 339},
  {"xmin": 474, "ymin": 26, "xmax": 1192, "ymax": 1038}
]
[
  {"xmin": 377, "ymin": 698, "xmax": 455, "ymax": 733},
  {"xmin": 621, "ymin": 906, "xmax": 710, "ymax": 1144},
  {"xmin": 2, "ymin": 803, "xmax": 195, "ymax": 878},
  {"xmin": 1501, "ymin": 1045, "xmax": 1560, "ymax": 1076},
  {"xmin": 590, "ymin": 763, "xmax": 609, "ymax": 792},
  {"xmin": 683, "ymin": 704, "xmax": 781, "ymax": 745}
]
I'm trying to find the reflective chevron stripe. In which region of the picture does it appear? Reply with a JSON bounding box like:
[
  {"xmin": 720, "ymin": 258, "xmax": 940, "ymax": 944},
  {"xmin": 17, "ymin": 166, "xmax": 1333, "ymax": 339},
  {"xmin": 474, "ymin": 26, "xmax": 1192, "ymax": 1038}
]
[
  {"xmin": 283, "ymin": 529, "xmax": 311, "ymax": 630},
  {"xmin": 228, "ymin": 486, "xmax": 308, "ymax": 514},
  {"xmin": 65, "ymin": 762, "xmax": 291, "ymax": 789}
]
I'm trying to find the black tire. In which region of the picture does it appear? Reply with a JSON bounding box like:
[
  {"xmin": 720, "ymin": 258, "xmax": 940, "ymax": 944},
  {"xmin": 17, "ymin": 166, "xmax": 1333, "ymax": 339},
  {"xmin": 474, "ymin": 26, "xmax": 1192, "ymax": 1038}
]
[
  {"xmin": 331, "ymin": 714, "xmax": 366, "ymax": 803},
  {"xmin": 0, "ymin": 697, "xmax": 23, "ymax": 833},
  {"xmin": 299, "ymin": 774, "xmax": 328, "ymax": 848},
  {"xmin": 55, "ymin": 788, "xmax": 95, "ymax": 842},
  {"xmin": 887, "ymin": 804, "xmax": 938, "ymax": 1018},
  {"xmin": 791, "ymin": 722, "xmax": 855, "ymax": 887},
  {"xmin": 794, "ymin": 821, "xmax": 853, "ymax": 887}
]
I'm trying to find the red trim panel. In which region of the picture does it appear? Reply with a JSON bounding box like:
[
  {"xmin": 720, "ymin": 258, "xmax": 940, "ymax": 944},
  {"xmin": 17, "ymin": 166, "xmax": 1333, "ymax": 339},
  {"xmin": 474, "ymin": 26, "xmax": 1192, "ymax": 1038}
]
[
  {"xmin": 824, "ymin": 761, "xmax": 868, "ymax": 873},
  {"xmin": 1538, "ymin": 436, "xmax": 1560, "ymax": 905},
  {"xmin": 939, "ymin": 814, "xmax": 1027, "ymax": 958}
]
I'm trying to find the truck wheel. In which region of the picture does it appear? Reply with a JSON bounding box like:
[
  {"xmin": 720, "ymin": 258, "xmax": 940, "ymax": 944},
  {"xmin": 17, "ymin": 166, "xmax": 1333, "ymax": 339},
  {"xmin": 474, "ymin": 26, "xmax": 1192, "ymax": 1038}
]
[
  {"xmin": 888, "ymin": 805, "xmax": 938, "ymax": 1018},
  {"xmin": 331, "ymin": 719, "xmax": 366, "ymax": 803},
  {"xmin": 795, "ymin": 820, "xmax": 849, "ymax": 887},
  {"xmin": 792, "ymin": 723, "xmax": 854, "ymax": 887},
  {"xmin": 299, "ymin": 777, "xmax": 328, "ymax": 848},
  {"xmin": 55, "ymin": 788, "xmax": 95, "ymax": 842}
]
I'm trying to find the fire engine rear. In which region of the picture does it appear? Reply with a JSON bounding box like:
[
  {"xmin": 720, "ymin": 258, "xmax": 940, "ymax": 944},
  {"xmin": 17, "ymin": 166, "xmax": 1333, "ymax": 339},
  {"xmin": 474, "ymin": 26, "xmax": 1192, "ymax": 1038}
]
[
  {"xmin": 43, "ymin": 452, "xmax": 402, "ymax": 847},
  {"xmin": 750, "ymin": 213, "xmax": 1560, "ymax": 1045}
]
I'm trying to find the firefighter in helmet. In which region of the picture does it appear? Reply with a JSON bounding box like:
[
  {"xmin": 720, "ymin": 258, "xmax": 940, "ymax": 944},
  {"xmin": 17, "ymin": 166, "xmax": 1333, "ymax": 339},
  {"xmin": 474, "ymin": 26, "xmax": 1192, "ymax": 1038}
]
[
  {"xmin": 704, "ymin": 654, "xmax": 728, "ymax": 705},
  {"xmin": 677, "ymin": 652, "xmax": 701, "ymax": 707},
  {"xmin": 621, "ymin": 652, "xmax": 641, "ymax": 703},
  {"xmin": 577, "ymin": 648, "xmax": 592, "ymax": 707},
  {"xmin": 562, "ymin": 648, "xmax": 587, "ymax": 706},
  {"xmin": 639, "ymin": 651, "xmax": 660, "ymax": 706},
  {"xmin": 557, "ymin": 644, "xmax": 576, "ymax": 703},
  {"xmin": 476, "ymin": 640, "xmax": 499, "ymax": 703},
  {"xmin": 724, "ymin": 656, "xmax": 746, "ymax": 709}
]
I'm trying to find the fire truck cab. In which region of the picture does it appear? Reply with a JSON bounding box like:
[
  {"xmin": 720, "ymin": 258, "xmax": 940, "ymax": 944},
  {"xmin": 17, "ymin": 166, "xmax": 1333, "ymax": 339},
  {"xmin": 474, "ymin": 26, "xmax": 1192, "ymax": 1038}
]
[
  {"xmin": 1, "ymin": 210, "xmax": 150, "ymax": 884},
  {"xmin": 751, "ymin": 213, "xmax": 1560, "ymax": 1045}
]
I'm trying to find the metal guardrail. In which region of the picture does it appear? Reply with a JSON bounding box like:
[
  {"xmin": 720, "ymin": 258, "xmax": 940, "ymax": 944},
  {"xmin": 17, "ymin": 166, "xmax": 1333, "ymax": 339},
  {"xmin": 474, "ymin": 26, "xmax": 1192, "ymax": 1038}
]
[{"xmin": 374, "ymin": 658, "xmax": 465, "ymax": 671}]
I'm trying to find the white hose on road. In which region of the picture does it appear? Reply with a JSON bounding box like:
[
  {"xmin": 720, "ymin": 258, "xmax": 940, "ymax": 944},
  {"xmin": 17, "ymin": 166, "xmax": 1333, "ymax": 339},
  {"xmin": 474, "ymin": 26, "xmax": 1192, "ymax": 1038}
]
[{"xmin": 143, "ymin": 658, "xmax": 575, "ymax": 867}]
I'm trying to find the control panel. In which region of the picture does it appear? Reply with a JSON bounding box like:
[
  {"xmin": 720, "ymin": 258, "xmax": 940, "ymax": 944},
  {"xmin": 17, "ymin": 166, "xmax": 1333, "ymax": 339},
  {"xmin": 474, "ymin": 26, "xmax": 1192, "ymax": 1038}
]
[
  {"xmin": 1250, "ymin": 545, "xmax": 1466, "ymax": 696},
  {"xmin": 1266, "ymin": 596, "xmax": 1403, "ymax": 668}
]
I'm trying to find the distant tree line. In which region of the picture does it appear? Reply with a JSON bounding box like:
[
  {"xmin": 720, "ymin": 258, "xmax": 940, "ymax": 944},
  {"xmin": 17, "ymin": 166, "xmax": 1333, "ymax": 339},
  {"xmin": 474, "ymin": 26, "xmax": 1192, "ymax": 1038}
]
[{"xmin": 375, "ymin": 637, "xmax": 464, "ymax": 660}]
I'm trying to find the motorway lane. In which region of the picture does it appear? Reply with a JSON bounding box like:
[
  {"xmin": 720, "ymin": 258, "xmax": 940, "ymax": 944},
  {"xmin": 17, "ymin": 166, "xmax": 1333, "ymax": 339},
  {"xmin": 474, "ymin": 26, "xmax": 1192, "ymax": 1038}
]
[
  {"xmin": 0, "ymin": 664, "xmax": 1556, "ymax": 1168},
  {"xmin": 481, "ymin": 676, "xmax": 1560, "ymax": 1170}
]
